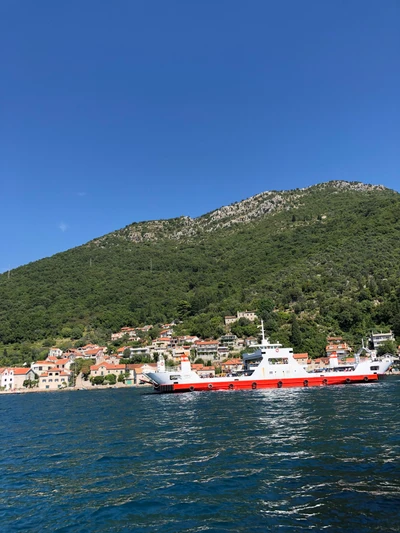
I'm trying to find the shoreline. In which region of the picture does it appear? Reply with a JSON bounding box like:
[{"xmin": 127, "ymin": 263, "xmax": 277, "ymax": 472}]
[{"xmin": 0, "ymin": 383, "xmax": 151, "ymax": 395}]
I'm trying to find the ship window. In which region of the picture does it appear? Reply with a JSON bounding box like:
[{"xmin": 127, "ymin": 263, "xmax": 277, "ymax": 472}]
[
  {"xmin": 269, "ymin": 358, "xmax": 289, "ymax": 365},
  {"xmin": 170, "ymin": 375, "xmax": 181, "ymax": 380},
  {"xmin": 370, "ymin": 366, "xmax": 379, "ymax": 371}
]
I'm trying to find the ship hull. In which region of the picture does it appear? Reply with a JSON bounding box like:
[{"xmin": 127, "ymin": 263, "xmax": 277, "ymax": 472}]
[{"xmin": 152, "ymin": 373, "xmax": 379, "ymax": 393}]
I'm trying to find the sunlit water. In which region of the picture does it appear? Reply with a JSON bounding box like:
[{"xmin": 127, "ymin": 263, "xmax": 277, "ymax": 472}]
[{"xmin": 1, "ymin": 378, "xmax": 400, "ymax": 532}]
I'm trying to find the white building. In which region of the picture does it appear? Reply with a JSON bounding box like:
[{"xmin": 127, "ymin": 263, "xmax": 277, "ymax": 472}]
[{"xmin": 370, "ymin": 331, "xmax": 395, "ymax": 349}]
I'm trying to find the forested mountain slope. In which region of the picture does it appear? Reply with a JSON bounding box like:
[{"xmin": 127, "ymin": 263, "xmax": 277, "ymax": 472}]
[{"xmin": 1, "ymin": 181, "xmax": 400, "ymax": 361}]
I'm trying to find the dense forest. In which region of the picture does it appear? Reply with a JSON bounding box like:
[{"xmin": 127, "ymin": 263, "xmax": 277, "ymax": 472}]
[{"xmin": 1, "ymin": 181, "xmax": 400, "ymax": 365}]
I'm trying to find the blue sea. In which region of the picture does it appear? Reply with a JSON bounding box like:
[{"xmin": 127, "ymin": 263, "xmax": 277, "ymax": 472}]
[{"xmin": 1, "ymin": 378, "xmax": 400, "ymax": 532}]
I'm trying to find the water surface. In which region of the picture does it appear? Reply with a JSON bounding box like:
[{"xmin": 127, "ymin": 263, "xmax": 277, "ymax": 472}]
[{"xmin": 1, "ymin": 378, "xmax": 399, "ymax": 532}]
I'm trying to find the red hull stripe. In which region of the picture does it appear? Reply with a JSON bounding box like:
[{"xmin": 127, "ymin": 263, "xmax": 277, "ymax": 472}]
[{"xmin": 162, "ymin": 374, "xmax": 379, "ymax": 393}]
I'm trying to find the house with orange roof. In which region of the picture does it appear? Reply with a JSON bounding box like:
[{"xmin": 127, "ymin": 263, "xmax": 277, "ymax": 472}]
[
  {"xmin": 191, "ymin": 364, "xmax": 216, "ymax": 378},
  {"xmin": 152, "ymin": 337, "xmax": 171, "ymax": 350},
  {"xmin": 100, "ymin": 354, "xmax": 123, "ymax": 365},
  {"xmin": 12, "ymin": 367, "xmax": 38, "ymax": 389},
  {"xmin": 325, "ymin": 337, "xmax": 352, "ymax": 359},
  {"xmin": 111, "ymin": 327, "xmax": 138, "ymax": 341},
  {"xmin": 82, "ymin": 347, "xmax": 105, "ymax": 359},
  {"xmin": 293, "ymin": 353, "xmax": 310, "ymax": 368},
  {"xmin": 39, "ymin": 369, "xmax": 71, "ymax": 390},
  {"xmin": 194, "ymin": 340, "xmax": 220, "ymax": 362},
  {"xmin": 52, "ymin": 358, "xmax": 72, "ymax": 370},
  {"xmin": 308, "ymin": 357, "xmax": 330, "ymax": 370},
  {"xmin": 125, "ymin": 363, "xmax": 158, "ymax": 385},
  {"xmin": 220, "ymin": 358, "xmax": 243, "ymax": 373},
  {"xmin": 172, "ymin": 346, "xmax": 191, "ymax": 363},
  {"xmin": 89, "ymin": 362, "xmax": 126, "ymax": 378}
]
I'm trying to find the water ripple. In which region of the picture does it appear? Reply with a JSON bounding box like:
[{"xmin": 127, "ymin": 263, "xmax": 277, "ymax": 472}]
[{"xmin": 1, "ymin": 378, "xmax": 400, "ymax": 532}]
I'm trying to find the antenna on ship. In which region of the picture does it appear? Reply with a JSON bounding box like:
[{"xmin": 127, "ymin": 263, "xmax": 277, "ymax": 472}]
[{"xmin": 258, "ymin": 320, "xmax": 268, "ymax": 346}]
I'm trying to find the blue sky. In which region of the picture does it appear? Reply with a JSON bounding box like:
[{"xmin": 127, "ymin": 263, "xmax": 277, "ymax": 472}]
[{"xmin": 1, "ymin": 0, "xmax": 399, "ymax": 272}]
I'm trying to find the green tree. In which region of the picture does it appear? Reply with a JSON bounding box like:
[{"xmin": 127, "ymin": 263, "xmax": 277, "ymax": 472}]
[
  {"xmin": 91, "ymin": 375, "xmax": 105, "ymax": 385},
  {"xmin": 376, "ymin": 340, "xmax": 397, "ymax": 356},
  {"xmin": 104, "ymin": 373, "xmax": 117, "ymax": 385},
  {"xmin": 289, "ymin": 314, "xmax": 302, "ymax": 350}
]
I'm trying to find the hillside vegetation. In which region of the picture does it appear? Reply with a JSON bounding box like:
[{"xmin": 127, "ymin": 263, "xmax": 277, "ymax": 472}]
[{"xmin": 1, "ymin": 181, "xmax": 400, "ymax": 364}]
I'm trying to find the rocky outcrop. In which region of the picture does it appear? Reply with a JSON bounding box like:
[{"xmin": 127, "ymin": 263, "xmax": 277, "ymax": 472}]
[{"xmin": 91, "ymin": 181, "xmax": 389, "ymax": 245}]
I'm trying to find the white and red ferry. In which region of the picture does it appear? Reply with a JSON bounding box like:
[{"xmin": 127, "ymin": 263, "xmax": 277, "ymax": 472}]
[{"xmin": 143, "ymin": 324, "xmax": 392, "ymax": 393}]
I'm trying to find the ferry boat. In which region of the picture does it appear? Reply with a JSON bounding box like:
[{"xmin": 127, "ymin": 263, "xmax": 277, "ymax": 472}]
[{"xmin": 143, "ymin": 324, "xmax": 392, "ymax": 393}]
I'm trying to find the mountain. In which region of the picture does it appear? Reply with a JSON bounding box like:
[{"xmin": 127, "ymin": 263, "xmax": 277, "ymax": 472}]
[{"xmin": 1, "ymin": 180, "xmax": 400, "ymax": 363}]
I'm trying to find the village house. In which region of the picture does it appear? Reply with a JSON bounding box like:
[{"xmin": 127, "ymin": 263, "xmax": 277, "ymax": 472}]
[
  {"xmin": 191, "ymin": 364, "xmax": 216, "ymax": 378},
  {"xmin": 224, "ymin": 311, "xmax": 258, "ymax": 326},
  {"xmin": 135, "ymin": 325, "xmax": 153, "ymax": 334},
  {"xmin": 48, "ymin": 347, "xmax": 63, "ymax": 358},
  {"xmin": 293, "ymin": 353, "xmax": 310, "ymax": 369},
  {"xmin": 39, "ymin": 369, "xmax": 71, "ymax": 390},
  {"xmin": 52, "ymin": 358, "xmax": 72, "ymax": 371},
  {"xmin": 0, "ymin": 368, "xmax": 14, "ymax": 390},
  {"xmin": 217, "ymin": 345, "xmax": 230, "ymax": 359},
  {"xmin": 219, "ymin": 334, "xmax": 237, "ymax": 347},
  {"xmin": 152, "ymin": 337, "xmax": 171, "ymax": 350},
  {"xmin": 159, "ymin": 328, "xmax": 173, "ymax": 338},
  {"xmin": 125, "ymin": 363, "xmax": 157, "ymax": 385},
  {"xmin": 245, "ymin": 337, "xmax": 259, "ymax": 347},
  {"xmin": 12, "ymin": 367, "xmax": 38, "ymax": 389},
  {"xmin": 90, "ymin": 362, "xmax": 126, "ymax": 378},
  {"xmin": 82, "ymin": 347, "xmax": 105, "ymax": 359},
  {"xmin": 176, "ymin": 335, "xmax": 199, "ymax": 346},
  {"xmin": 224, "ymin": 315, "xmax": 237, "ymax": 326},
  {"xmin": 220, "ymin": 358, "xmax": 243, "ymax": 374},
  {"xmin": 325, "ymin": 337, "xmax": 352, "ymax": 359},
  {"xmin": 308, "ymin": 357, "xmax": 330, "ymax": 370},
  {"xmin": 96, "ymin": 354, "xmax": 122, "ymax": 365},
  {"xmin": 60, "ymin": 349, "xmax": 80, "ymax": 362},
  {"xmin": 369, "ymin": 331, "xmax": 395, "ymax": 349},
  {"xmin": 237, "ymin": 311, "xmax": 257, "ymax": 321},
  {"xmin": 194, "ymin": 340, "xmax": 220, "ymax": 362},
  {"xmin": 118, "ymin": 346, "xmax": 151, "ymax": 358},
  {"xmin": 31, "ymin": 360, "xmax": 57, "ymax": 375},
  {"xmin": 172, "ymin": 346, "xmax": 191, "ymax": 364},
  {"xmin": 111, "ymin": 327, "xmax": 138, "ymax": 341}
]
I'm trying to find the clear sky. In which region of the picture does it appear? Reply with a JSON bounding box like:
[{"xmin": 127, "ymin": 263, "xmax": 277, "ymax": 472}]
[{"xmin": 1, "ymin": 0, "xmax": 399, "ymax": 272}]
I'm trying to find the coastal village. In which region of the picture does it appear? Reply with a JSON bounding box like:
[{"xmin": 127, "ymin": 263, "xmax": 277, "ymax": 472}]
[{"xmin": 0, "ymin": 311, "xmax": 398, "ymax": 393}]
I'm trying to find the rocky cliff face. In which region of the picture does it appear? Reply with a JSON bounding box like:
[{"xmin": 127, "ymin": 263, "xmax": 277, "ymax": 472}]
[{"xmin": 92, "ymin": 181, "xmax": 389, "ymax": 245}]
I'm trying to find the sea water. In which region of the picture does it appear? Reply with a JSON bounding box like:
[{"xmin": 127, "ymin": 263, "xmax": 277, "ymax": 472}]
[{"xmin": 1, "ymin": 378, "xmax": 399, "ymax": 532}]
